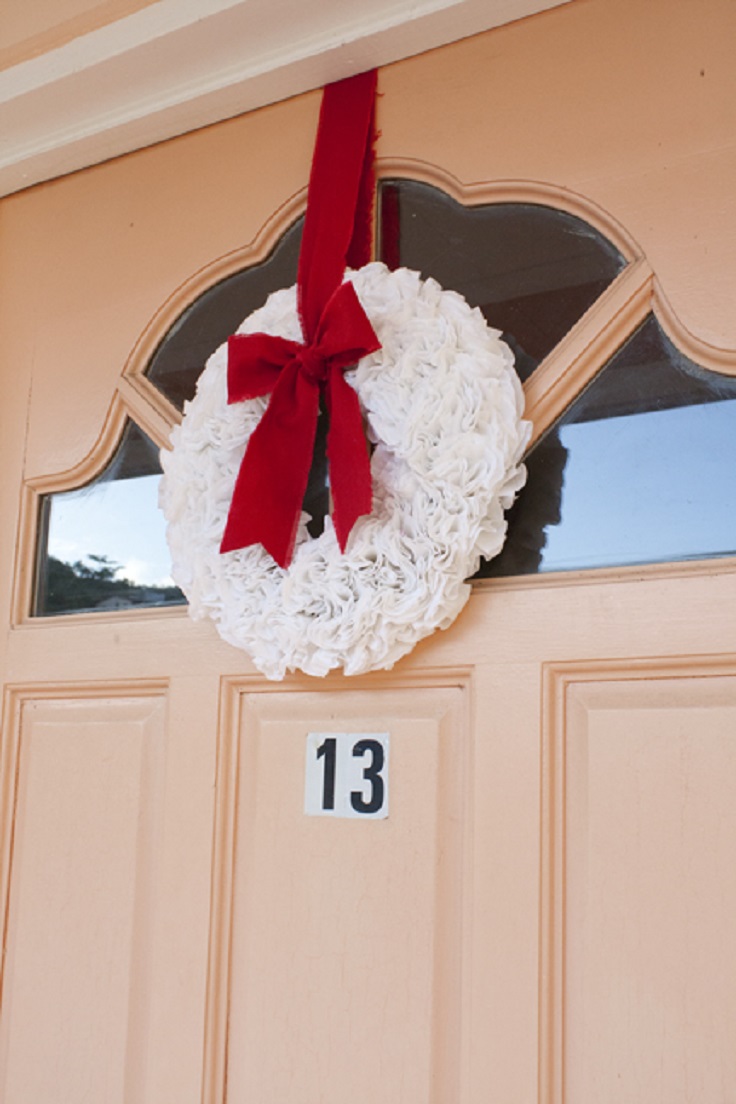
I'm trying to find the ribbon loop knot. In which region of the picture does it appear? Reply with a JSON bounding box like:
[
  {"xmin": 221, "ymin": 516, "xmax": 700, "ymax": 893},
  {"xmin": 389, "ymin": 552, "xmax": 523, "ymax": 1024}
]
[
  {"xmin": 220, "ymin": 279, "xmax": 381, "ymax": 568},
  {"xmin": 296, "ymin": 343, "xmax": 328, "ymax": 385}
]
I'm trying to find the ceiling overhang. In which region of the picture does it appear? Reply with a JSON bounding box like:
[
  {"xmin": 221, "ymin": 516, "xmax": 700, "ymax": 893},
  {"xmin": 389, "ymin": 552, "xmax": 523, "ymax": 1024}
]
[{"xmin": 0, "ymin": 0, "xmax": 570, "ymax": 198}]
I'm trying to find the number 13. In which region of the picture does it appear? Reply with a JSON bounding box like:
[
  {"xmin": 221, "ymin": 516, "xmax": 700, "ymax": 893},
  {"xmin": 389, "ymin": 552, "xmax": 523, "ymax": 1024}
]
[{"xmin": 307, "ymin": 733, "xmax": 389, "ymax": 818}]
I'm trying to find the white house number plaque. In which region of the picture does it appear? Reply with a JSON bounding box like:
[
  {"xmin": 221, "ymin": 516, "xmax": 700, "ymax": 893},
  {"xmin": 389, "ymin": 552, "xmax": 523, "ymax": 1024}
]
[{"xmin": 305, "ymin": 733, "xmax": 389, "ymax": 819}]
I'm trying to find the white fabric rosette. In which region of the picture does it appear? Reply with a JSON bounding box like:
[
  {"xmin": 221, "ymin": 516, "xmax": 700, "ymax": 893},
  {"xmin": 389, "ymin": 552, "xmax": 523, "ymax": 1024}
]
[{"xmin": 160, "ymin": 262, "xmax": 530, "ymax": 679}]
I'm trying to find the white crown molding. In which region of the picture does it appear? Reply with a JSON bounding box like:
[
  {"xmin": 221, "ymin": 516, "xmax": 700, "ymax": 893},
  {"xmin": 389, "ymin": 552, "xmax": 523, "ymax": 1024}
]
[{"xmin": 0, "ymin": 0, "xmax": 569, "ymax": 198}]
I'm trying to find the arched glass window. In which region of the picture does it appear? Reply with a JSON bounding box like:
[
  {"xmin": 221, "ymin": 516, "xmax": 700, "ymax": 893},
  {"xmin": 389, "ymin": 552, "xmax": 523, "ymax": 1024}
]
[
  {"xmin": 142, "ymin": 182, "xmax": 637, "ymax": 561},
  {"xmin": 31, "ymin": 227, "xmax": 304, "ymax": 618},
  {"xmin": 32, "ymin": 179, "xmax": 735, "ymax": 617}
]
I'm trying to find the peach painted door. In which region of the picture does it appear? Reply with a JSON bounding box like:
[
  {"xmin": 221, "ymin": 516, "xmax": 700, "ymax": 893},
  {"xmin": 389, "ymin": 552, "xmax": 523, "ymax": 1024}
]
[
  {"xmin": 3, "ymin": 496, "xmax": 736, "ymax": 1104},
  {"xmin": 2, "ymin": 10, "xmax": 736, "ymax": 1104}
]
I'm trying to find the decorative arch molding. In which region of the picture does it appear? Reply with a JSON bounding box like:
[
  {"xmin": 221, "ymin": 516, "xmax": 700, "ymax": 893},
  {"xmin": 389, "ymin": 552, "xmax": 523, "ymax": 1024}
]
[
  {"xmin": 125, "ymin": 162, "xmax": 736, "ymax": 455},
  {"xmin": 13, "ymin": 392, "xmax": 130, "ymax": 625},
  {"xmin": 12, "ymin": 382, "xmax": 180, "ymax": 626},
  {"xmin": 21, "ymin": 165, "xmax": 736, "ymax": 494},
  {"xmin": 122, "ymin": 187, "xmax": 309, "ymax": 428},
  {"xmin": 378, "ymin": 159, "xmax": 736, "ymax": 379},
  {"xmin": 20, "ymin": 166, "xmax": 735, "ymax": 623},
  {"xmin": 652, "ymin": 278, "xmax": 736, "ymax": 377},
  {"xmin": 124, "ymin": 160, "xmax": 736, "ymax": 453},
  {"xmin": 24, "ymin": 390, "xmax": 129, "ymax": 498},
  {"xmin": 123, "ymin": 162, "xmax": 644, "ymax": 408},
  {"xmin": 375, "ymin": 158, "xmax": 644, "ymax": 264}
]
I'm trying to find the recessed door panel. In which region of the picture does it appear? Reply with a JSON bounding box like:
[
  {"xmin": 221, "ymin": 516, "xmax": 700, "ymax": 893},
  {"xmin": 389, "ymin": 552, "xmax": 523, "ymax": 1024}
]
[
  {"xmin": 218, "ymin": 684, "xmax": 467, "ymax": 1104},
  {"xmin": 0, "ymin": 691, "xmax": 165, "ymax": 1104},
  {"xmin": 547, "ymin": 670, "xmax": 736, "ymax": 1104}
]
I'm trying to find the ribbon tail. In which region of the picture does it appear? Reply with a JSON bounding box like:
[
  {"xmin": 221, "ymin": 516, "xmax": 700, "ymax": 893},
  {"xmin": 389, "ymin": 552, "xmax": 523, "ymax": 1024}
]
[
  {"xmin": 326, "ymin": 367, "xmax": 372, "ymax": 551},
  {"xmin": 220, "ymin": 364, "xmax": 320, "ymax": 568}
]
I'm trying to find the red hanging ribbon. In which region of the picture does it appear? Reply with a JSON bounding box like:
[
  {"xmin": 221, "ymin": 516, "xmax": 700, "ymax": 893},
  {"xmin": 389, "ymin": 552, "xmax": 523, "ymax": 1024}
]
[{"xmin": 220, "ymin": 69, "xmax": 380, "ymax": 568}]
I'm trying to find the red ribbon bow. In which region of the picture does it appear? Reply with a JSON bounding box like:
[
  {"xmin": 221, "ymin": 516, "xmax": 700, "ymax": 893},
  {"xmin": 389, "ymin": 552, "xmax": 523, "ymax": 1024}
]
[
  {"xmin": 220, "ymin": 281, "xmax": 380, "ymax": 567},
  {"xmin": 219, "ymin": 69, "xmax": 380, "ymax": 569}
]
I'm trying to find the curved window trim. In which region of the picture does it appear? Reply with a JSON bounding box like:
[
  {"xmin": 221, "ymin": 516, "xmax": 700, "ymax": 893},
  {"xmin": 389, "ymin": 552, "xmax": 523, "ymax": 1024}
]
[
  {"xmin": 14, "ymin": 394, "xmax": 185, "ymax": 627},
  {"xmin": 123, "ymin": 167, "xmax": 736, "ymax": 421},
  {"xmin": 16, "ymin": 174, "xmax": 736, "ymax": 625},
  {"xmin": 122, "ymin": 171, "xmax": 647, "ymax": 416},
  {"xmin": 376, "ymin": 163, "xmax": 644, "ymax": 263}
]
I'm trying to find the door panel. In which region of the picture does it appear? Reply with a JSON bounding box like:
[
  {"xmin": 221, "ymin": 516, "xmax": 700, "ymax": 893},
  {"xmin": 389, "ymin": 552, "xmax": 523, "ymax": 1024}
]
[
  {"xmin": 0, "ymin": 689, "xmax": 165, "ymax": 1104},
  {"xmin": 214, "ymin": 683, "xmax": 466, "ymax": 1104},
  {"xmin": 544, "ymin": 663, "xmax": 736, "ymax": 1104}
]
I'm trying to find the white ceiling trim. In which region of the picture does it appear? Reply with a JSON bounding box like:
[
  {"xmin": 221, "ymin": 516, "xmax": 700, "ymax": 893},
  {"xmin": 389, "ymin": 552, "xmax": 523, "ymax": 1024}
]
[{"xmin": 0, "ymin": 0, "xmax": 570, "ymax": 197}]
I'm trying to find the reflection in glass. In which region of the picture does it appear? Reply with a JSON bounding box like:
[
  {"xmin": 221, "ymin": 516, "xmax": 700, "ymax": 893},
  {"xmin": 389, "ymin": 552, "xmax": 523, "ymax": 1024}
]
[
  {"xmin": 34, "ymin": 421, "xmax": 185, "ymax": 616},
  {"xmin": 482, "ymin": 316, "xmax": 736, "ymax": 576},
  {"xmin": 378, "ymin": 180, "xmax": 626, "ymax": 380},
  {"xmin": 147, "ymin": 219, "xmax": 302, "ymax": 411},
  {"xmin": 145, "ymin": 215, "xmax": 334, "ymax": 533}
]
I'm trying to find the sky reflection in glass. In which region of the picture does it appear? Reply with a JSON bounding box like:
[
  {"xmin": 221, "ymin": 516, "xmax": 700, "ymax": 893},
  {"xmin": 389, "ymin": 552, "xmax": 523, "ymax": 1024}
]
[
  {"xmin": 483, "ymin": 316, "xmax": 736, "ymax": 577},
  {"xmin": 541, "ymin": 398, "xmax": 736, "ymax": 571},
  {"xmin": 46, "ymin": 473, "xmax": 174, "ymax": 587},
  {"xmin": 35, "ymin": 421, "xmax": 184, "ymax": 616}
]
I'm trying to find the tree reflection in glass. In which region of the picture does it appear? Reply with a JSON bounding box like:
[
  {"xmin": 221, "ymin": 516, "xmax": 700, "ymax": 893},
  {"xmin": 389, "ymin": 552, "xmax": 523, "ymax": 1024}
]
[{"xmin": 34, "ymin": 421, "xmax": 184, "ymax": 615}]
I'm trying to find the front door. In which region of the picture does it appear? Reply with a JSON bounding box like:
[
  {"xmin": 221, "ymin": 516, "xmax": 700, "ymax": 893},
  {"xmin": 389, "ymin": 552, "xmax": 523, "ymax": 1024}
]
[{"xmin": 2, "ymin": 5, "xmax": 735, "ymax": 1102}]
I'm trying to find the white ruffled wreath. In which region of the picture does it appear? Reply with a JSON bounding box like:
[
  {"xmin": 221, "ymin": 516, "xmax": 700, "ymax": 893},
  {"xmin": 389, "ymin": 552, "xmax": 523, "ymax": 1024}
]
[{"xmin": 160, "ymin": 262, "xmax": 530, "ymax": 679}]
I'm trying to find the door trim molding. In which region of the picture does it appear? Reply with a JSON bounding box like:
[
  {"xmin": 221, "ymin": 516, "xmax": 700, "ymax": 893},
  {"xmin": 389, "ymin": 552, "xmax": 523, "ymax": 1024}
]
[{"xmin": 0, "ymin": 0, "xmax": 571, "ymax": 198}]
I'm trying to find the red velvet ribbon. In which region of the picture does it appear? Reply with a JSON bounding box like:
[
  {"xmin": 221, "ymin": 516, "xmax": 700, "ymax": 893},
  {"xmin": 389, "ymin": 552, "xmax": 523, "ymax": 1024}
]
[{"xmin": 220, "ymin": 69, "xmax": 380, "ymax": 568}]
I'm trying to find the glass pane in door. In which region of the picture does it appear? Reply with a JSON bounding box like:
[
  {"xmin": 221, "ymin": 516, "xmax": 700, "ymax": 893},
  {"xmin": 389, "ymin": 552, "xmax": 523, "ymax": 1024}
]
[
  {"xmin": 34, "ymin": 421, "xmax": 184, "ymax": 615},
  {"xmin": 482, "ymin": 316, "xmax": 736, "ymax": 575}
]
